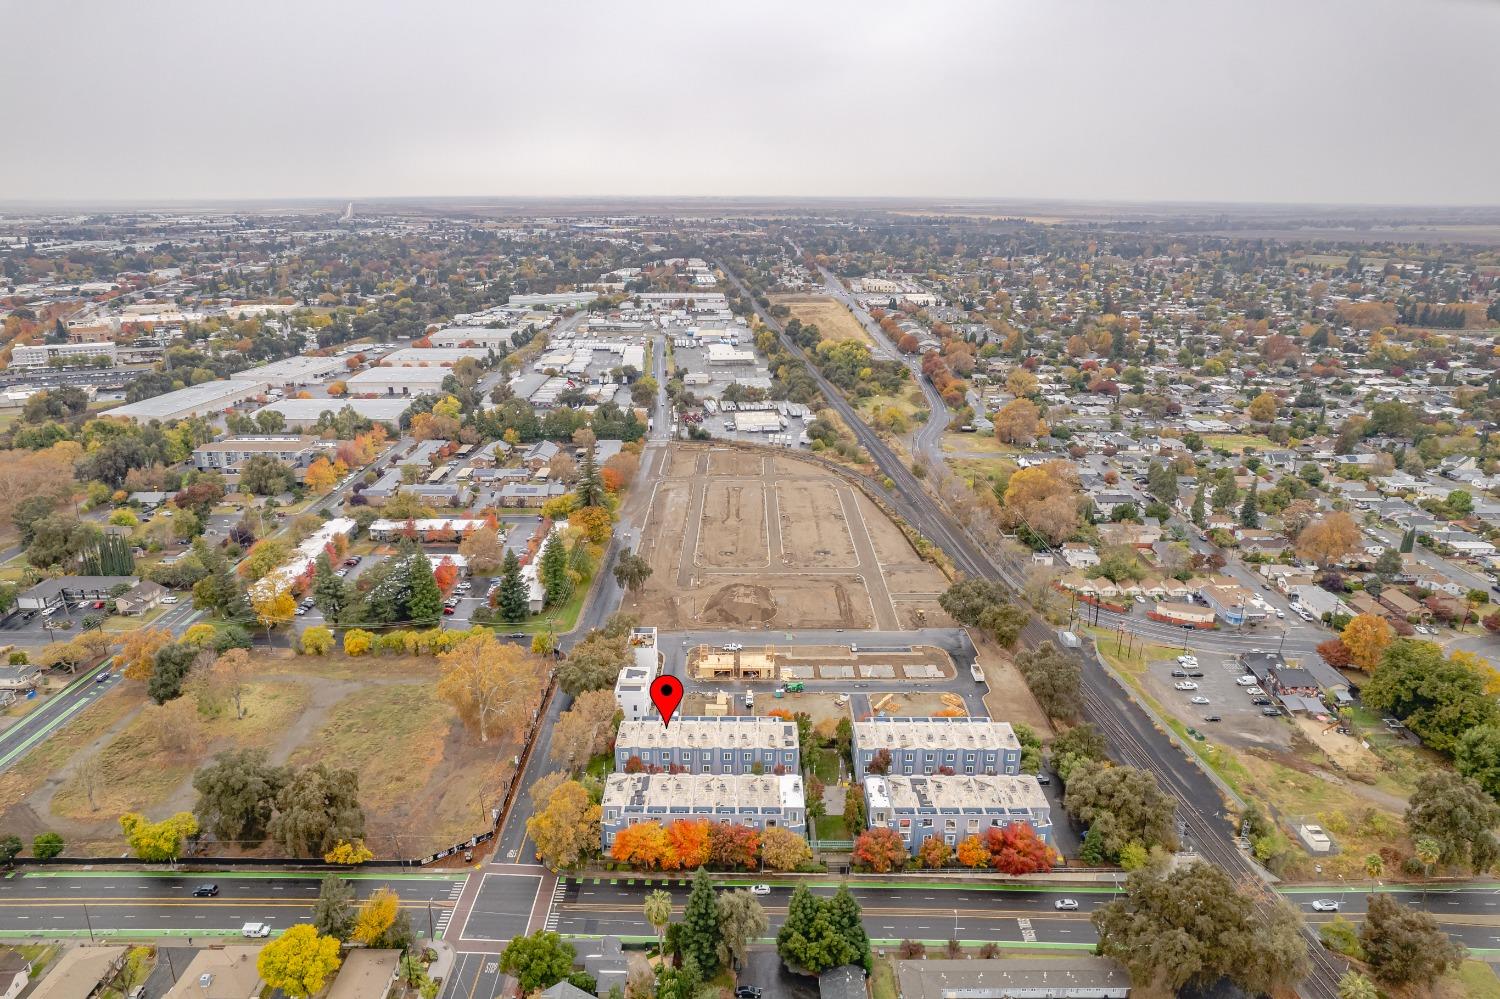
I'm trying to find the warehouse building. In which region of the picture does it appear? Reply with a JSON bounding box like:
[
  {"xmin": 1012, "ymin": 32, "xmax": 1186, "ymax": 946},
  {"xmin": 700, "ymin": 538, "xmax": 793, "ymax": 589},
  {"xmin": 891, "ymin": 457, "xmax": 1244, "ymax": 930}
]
[
  {"xmin": 863, "ymin": 774, "xmax": 1053, "ymax": 850},
  {"xmin": 601, "ymin": 773, "xmax": 806, "ymax": 846},
  {"xmin": 614, "ymin": 717, "xmax": 799, "ymax": 775},
  {"xmin": 853, "ymin": 717, "xmax": 1023, "ymax": 780},
  {"xmin": 346, "ymin": 365, "xmax": 450, "ymax": 396},
  {"xmin": 252, "ymin": 397, "xmax": 409, "ymax": 428},
  {"xmin": 107, "ymin": 378, "xmax": 269, "ymax": 423}
]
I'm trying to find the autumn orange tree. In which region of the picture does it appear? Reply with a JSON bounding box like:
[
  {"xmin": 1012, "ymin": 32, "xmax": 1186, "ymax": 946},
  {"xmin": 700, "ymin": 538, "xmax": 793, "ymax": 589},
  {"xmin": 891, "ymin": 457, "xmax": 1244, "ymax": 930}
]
[
  {"xmin": 917, "ymin": 837, "xmax": 952, "ymax": 869},
  {"xmin": 665, "ymin": 819, "xmax": 711, "ymax": 870},
  {"xmin": 432, "ymin": 558, "xmax": 459, "ymax": 594},
  {"xmin": 1296, "ymin": 512, "xmax": 1360, "ymax": 567},
  {"xmin": 610, "ymin": 821, "xmax": 674, "ymax": 869},
  {"xmin": 1001, "ymin": 460, "xmax": 1081, "ymax": 545},
  {"xmin": 760, "ymin": 826, "xmax": 813, "ymax": 872},
  {"xmin": 993, "ymin": 398, "xmax": 1044, "ymax": 446},
  {"xmin": 708, "ymin": 823, "xmax": 760, "ymax": 869},
  {"xmin": 955, "ymin": 834, "xmax": 989, "ymax": 868},
  {"xmin": 436, "ymin": 633, "xmax": 544, "ymax": 743},
  {"xmin": 119, "ymin": 626, "xmax": 172, "ymax": 681},
  {"xmin": 985, "ymin": 822, "xmax": 1054, "ymax": 875},
  {"xmin": 851, "ymin": 827, "xmax": 908, "ymax": 873},
  {"xmin": 304, "ymin": 457, "xmax": 339, "ymax": 493},
  {"xmin": 1341, "ymin": 613, "xmax": 1394, "ymax": 672}
]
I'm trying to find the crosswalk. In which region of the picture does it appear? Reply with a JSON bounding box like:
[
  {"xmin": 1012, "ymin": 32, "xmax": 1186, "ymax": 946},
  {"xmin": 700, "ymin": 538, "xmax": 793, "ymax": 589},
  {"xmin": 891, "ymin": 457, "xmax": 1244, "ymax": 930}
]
[
  {"xmin": 544, "ymin": 878, "xmax": 567, "ymax": 931},
  {"xmin": 433, "ymin": 880, "xmax": 466, "ymax": 938}
]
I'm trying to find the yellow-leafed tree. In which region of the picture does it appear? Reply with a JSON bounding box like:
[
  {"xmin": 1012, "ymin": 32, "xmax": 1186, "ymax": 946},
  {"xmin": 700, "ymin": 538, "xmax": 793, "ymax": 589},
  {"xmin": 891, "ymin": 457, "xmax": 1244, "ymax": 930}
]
[
  {"xmin": 1341, "ymin": 614, "xmax": 1394, "ymax": 672},
  {"xmin": 351, "ymin": 887, "xmax": 400, "ymax": 945},
  {"xmin": 436, "ymin": 633, "xmax": 544, "ymax": 743},
  {"xmin": 257, "ymin": 924, "xmax": 342, "ymax": 998}
]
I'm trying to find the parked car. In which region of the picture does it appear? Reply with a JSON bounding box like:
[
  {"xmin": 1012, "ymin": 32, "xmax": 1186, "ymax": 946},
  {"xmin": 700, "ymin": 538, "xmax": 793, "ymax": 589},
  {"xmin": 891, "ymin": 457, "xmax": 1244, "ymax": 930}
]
[
  {"xmin": 1177, "ymin": 655, "xmax": 1198, "ymax": 667},
  {"xmin": 1173, "ymin": 681, "xmax": 1199, "ymax": 691},
  {"xmin": 1252, "ymin": 697, "xmax": 1273, "ymax": 705},
  {"xmin": 1203, "ymin": 714, "xmax": 1222, "ymax": 722},
  {"xmin": 1235, "ymin": 676, "xmax": 1257, "ymax": 686},
  {"xmin": 1189, "ymin": 696, "xmax": 1210, "ymax": 705},
  {"xmin": 1262, "ymin": 706, "xmax": 1282, "ymax": 716},
  {"xmin": 1186, "ymin": 670, "xmax": 1204, "ymax": 678},
  {"xmin": 1034, "ymin": 772, "xmax": 1051, "ymax": 785},
  {"xmin": 1171, "ymin": 669, "xmax": 1188, "ymax": 678},
  {"xmin": 1244, "ymin": 687, "xmax": 1264, "ymax": 696}
]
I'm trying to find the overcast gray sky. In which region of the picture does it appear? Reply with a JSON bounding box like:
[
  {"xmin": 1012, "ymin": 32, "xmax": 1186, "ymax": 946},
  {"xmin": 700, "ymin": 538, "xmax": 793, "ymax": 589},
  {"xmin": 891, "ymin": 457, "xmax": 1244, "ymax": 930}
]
[{"xmin": 4, "ymin": 0, "xmax": 1497, "ymax": 205}]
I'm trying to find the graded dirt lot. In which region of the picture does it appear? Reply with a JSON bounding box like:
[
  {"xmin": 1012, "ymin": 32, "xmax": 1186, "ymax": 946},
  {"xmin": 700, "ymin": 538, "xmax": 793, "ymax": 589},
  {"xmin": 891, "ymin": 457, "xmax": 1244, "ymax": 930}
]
[
  {"xmin": 626, "ymin": 444, "xmax": 954, "ymax": 631},
  {"xmin": 769, "ymin": 294, "xmax": 874, "ymax": 346},
  {"xmin": 0, "ymin": 654, "xmax": 529, "ymax": 859}
]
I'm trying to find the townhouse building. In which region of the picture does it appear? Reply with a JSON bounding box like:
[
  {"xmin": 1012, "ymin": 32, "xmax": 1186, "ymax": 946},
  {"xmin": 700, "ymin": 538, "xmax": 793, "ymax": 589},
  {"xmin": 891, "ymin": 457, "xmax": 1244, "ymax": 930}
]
[
  {"xmin": 852, "ymin": 717, "xmax": 1022, "ymax": 780},
  {"xmin": 863, "ymin": 774, "xmax": 1053, "ymax": 851},
  {"xmin": 601, "ymin": 773, "xmax": 806, "ymax": 846},
  {"xmin": 614, "ymin": 717, "xmax": 799, "ymax": 775}
]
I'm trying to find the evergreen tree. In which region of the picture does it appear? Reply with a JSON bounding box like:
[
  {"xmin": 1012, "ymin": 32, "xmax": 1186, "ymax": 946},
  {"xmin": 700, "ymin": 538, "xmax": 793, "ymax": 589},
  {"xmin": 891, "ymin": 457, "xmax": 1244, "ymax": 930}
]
[
  {"xmin": 1399, "ymin": 528, "xmax": 1416, "ymax": 554},
  {"xmin": 1210, "ymin": 476, "xmax": 1236, "ymax": 513},
  {"xmin": 1190, "ymin": 484, "xmax": 1206, "ymax": 528},
  {"xmin": 312, "ymin": 874, "xmax": 356, "ymax": 941},
  {"xmin": 679, "ymin": 869, "xmax": 721, "ymax": 976},
  {"xmin": 1239, "ymin": 482, "xmax": 1259, "ymax": 529},
  {"xmin": 405, "ymin": 550, "xmax": 443, "ymax": 624},
  {"xmin": 539, "ymin": 535, "xmax": 572, "ymax": 608},
  {"xmin": 575, "ymin": 446, "xmax": 604, "ymax": 508},
  {"xmin": 497, "ymin": 550, "xmax": 529, "ymax": 623},
  {"xmin": 311, "ymin": 553, "xmax": 348, "ymax": 622},
  {"xmin": 826, "ymin": 885, "xmax": 871, "ymax": 970}
]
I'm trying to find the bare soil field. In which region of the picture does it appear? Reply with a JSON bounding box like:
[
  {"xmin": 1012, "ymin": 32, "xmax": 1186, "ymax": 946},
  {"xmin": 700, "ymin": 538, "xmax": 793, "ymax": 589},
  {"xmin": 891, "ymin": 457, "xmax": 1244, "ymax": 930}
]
[
  {"xmin": 0, "ymin": 654, "xmax": 526, "ymax": 859},
  {"xmin": 777, "ymin": 481, "xmax": 857, "ymax": 568},
  {"xmin": 696, "ymin": 480, "xmax": 769, "ymax": 569},
  {"xmin": 769, "ymin": 294, "xmax": 874, "ymax": 346},
  {"xmin": 625, "ymin": 444, "xmax": 949, "ymax": 630}
]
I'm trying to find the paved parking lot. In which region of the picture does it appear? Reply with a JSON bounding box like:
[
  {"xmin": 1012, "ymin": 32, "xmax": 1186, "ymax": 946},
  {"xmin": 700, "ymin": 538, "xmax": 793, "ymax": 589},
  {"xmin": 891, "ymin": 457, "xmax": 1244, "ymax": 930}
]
[{"xmin": 1141, "ymin": 648, "xmax": 1293, "ymax": 752}]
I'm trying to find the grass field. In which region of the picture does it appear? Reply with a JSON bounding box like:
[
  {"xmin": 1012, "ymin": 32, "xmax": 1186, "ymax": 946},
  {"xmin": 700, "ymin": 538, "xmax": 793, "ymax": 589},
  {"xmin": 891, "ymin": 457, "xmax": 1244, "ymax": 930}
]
[
  {"xmin": 1202, "ymin": 433, "xmax": 1278, "ymax": 454},
  {"xmin": 771, "ymin": 294, "xmax": 874, "ymax": 346}
]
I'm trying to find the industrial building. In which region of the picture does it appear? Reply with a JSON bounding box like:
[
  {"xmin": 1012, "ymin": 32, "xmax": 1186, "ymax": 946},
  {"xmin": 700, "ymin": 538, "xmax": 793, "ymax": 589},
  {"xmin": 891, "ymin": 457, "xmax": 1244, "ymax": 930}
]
[
  {"xmin": 346, "ymin": 365, "xmax": 449, "ymax": 396},
  {"xmin": 614, "ymin": 716, "xmax": 800, "ymax": 775},
  {"xmin": 601, "ymin": 772, "xmax": 806, "ymax": 845},
  {"xmin": 10, "ymin": 341, "xmax": 117, "ymax": 367},
  {"xmin": 863, "ymin": 774, "xmax": 1053, "ymax": 850},
  {"xmin": 852, "ymin": 717, "xmax": 1023, "ymax": 780},
  {"xmin": 107, "ymin": 378, "xmax": 268, "ymax": 423},
  {"xmin": 252, "ymin": 396, "xmax": 409, "ymax": 428}
]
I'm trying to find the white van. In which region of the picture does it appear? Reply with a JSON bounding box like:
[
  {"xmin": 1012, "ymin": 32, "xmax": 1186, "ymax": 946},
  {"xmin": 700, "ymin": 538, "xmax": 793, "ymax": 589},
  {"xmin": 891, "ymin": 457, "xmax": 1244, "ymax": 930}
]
[{"xmin": 241, "ymin": 922, "xmax": 271, "ymax": 938}]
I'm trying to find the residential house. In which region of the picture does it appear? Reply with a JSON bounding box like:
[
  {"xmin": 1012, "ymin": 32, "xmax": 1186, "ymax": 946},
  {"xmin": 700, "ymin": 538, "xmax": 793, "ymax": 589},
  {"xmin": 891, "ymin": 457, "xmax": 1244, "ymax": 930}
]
[
  {"xmin": 863, "ymin": 774, "xmax": 1053, "ymax": 851},
  {"xmin": 0, "ymin": 950, "xmax": 30, "ymax": 999},
  {"xmin": 1379, "ymin": 589, "xmax": 1423, "ymax": 621},
  {"xmin": 113, "ymin": 580, "xmax": 167, "ymax": 615},
  {"xmin": 1059, "ymin": 543, "xmax": 1100, "ymax": 569}
]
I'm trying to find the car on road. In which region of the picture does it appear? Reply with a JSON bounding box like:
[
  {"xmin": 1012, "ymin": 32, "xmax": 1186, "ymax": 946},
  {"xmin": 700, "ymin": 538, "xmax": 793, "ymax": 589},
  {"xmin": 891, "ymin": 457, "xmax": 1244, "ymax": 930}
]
[
  {"xmin": 1034, "ymin": 772, "xmax": 1051, "ymax": 785},
  {"xmin": 1275, "ymin": 609, "xmax": 1286, "ymax": 619},
  {"xmin": 161, "ymin": 595, "xmax": 179, "ymax": 605},
  {"xmin": 1173, "ymin": 681, "xmax": 1199, "ymax": 691},
  {"xmin": 1189, "ymin": 695, "xmax": 1210, "ymax": 705},
  {"xmin": 1235, "ymin": 676, "xmax": 1258, "ymax": 686},
  {"xmin": 1054, "ymin": 898, "xmax": 1079, "ymax": 910},
  {"xmin": 294, "ymin": 606, "xmax": 308, "ymax": 616},
  {"xmin": 242, "ymin": 922, "xmax": 271, "ymax": 938},
  {"xmin": 442, "ymin": 606, "xmax": 456, "ymax": 616},
  {"xmin": 735, "ymin": 989, "xmax": 764, "ymax": 999},
  {"xmin": 1203, "ymin": 714, "xmax": 1222, "ymax": 722},
  {"xmin": 1311, "ymin": 899, "xmax": 1340, "ymax": 912},
  {"xmin": 191, "ymin": 883, "xmax": 220, "ymax": 897},
  {"xmin": 749, "ymin": 884, "xmax": 771, "ymax": 896},
  {"xmin": 722, "ymin": 643, "xmax": 743, "ymax": 652}
]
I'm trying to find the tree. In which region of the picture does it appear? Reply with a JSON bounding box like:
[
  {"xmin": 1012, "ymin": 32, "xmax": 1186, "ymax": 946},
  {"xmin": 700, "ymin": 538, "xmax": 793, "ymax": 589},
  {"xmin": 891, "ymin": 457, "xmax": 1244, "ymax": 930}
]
[
  {"xmin": 575, "ymin": 446, "xmax": 604, "ymax": 508},
  {"xmin": 1093, "ymin": 863, "xmax": 1308, "ymax": 993},
  {"xmin": 268, "ymin": 764, "xmax": 364, "ymax": 857},
  {"xmin": 557, "ymin": 630, "xmax": 631, "ymax": 696},
  {"xmin": 680, "ymin": 869, "xmax": 722, "ymax": 975},
  {"xmin": 1363, "ymin": 639, "xmax": 1497, "ymax": 753},
  {"xmin": 311, "ymin": 553, "xmax": 348, "ymax": 621},
  {"xmin": 1360, "ymin": 892, "xmax": 1465, "ymax": 986},
  {"xmin": 526, "ymin": 779, "xmax": 601, "ymax": 870},
  {"xmin": 613, "ymin": 548, "xmax": 653, "ymax": 593},
  {"xmin": 1247, "ymin": 392, "xmax": 1278, "ymax": 422},
  {"xmin": 406, "ymin": 552, "xmax": 444, "ymax": 623},
  {"xmin": 1373, "ymin": 547, "xmax": 1402, "ymax": 581},
  {"xmin": 352, "ymin": 887, "xmax": 400, "ymax": 945},
  {"xmin": 571, "ymin": 505, "xmax": 613, "ymax": 545},
  {"xmin": 985, "ymin": 822, "xmax": 1055, "ymax": 874},
  {"xmin": 1049, "ymin": 723, "xmax": 1108, "ymax": 783},
  {"xmin": 32, "ymin": 832, "xmax": 64, "ymax": 859},
  {"xmin": 304, "ymin": 457, "xmax": 339, "ymax": 493},
  {"xmin": 501, "ymin": 931, "xmax": 577, "ymax": 994},
  {"xmin": 1064, "ymin": 761, "xmax": 1176, "ymax": 862},
  {"xmin": 852, "ymin": 827, "xmax": 907, "ymax": 873},
  {"xmin": 343, "ymin": 628, "xmax": 373, "ymax": 656},
  {"xmin": 956, "ymin": 835, "xmax": 989, "ymax": 868},
  {"xmin": 119, "ymin": 811, "xmax": 198, "ymax": 862},
  {"xmin": 1456, "ymin": 723, "xmax": 1500, "ymax": 799},
  {"xmin": 192, "ymin": 748, "xmax": 285, "ymax": 847},
  {"xmin": 550, "ymin": 690, "xmax": 619, "ymax": 772},
  {"xmin": 117, "ymin": 626, "xmax": 170, "ymax": 682},
  {"xmin": 300, "ymin": 624, "xmax": 333, "ymax": 656},
  {"xmin": 1296, "ymin": 512, "xmax": 1361, "ymax": 567},
  {"xmin": 1015, "ymin": 641, "xmax": 1081, "ymax": 720},
  {"xmin": 1337, "ymin": 971, "xmax": 1378, "ymax": 999},
  {"xmin": 842, "ymin": 782, "xmax": 866, "ymax": 833},
  {"xmin": 539, "ymin": 534, "xmax": 572, "ymax": 607},
  {"xmin": 1340, "ymin": 613, "xmax": 1394, "ymax": 672},
  {"xmin": 776, "ymin": 885, "xmax": 862, "ymax": 975},
  {"xmin": 612, "ymin": 821, "xmax": 673, "ymax": 869},
  {"xmin": 257, "ymin": 924, "xmax": 342, "ymax": 998},
  {"xmin": 1190, "ymin": 484, "xmax": 1206, "ymax": 527},
  {"xmin": 918, "ymin": 836, "xmax": 952, "ymax": 869},
  {"xmin": 1238, "ymin": 483, "xmax": 1259, "ymax": 529},
  {"xmin": 312, "ymin": 875, "xmax": 356, "ymax": 940},
  {"xmin": 459, "ymin": 526, "xmax": 505, "ymax": 574},
  {"xmin": 1000, "ymin": 461, "xmax": 1080, "ymax": 545},
  {"xmin": 1316, "ymin": 638, "xmax": 1353, "ymax": 669},
  {"xmin": 438, "ymin": 632, "xmax": 544, "ymax": 743},
  {"xmin": 497, "ymin": 549, "xmax": 529, "ymax": 622},
  {"xmin": 760, "ymin": 826, "xmax": 812, "ymax": 872},
  {"xmin": 707, "ymin": 823, "xmax": 760, "ymax": 869},
  {"xmin": 665, "ymin": 819, "xmax": 712, "ymax": 871},
  {"xmin": 1404, "ymin": 769, "xmax": 1500, "ymax": 872},
  {"xmin": 252, "ymin": 587, "xmax": 296, "ymax": 646},
  {"xmin": 993, "ymin": 398, "xmax": 1043, "ymax": 446},
  {"xmin": 717, "ymin": 889, "xmax": 769, "ymax": 970},
  {"xmin": 644, "ymin": 889, "xmax": 673, "ymax": 956},
  {"xmin": 210, "ymin": 647, "xmax": 254, "ymax": 719},
  {"xmin": 240, "ymin": 455, "xmax": 297, "ymax": 496}
]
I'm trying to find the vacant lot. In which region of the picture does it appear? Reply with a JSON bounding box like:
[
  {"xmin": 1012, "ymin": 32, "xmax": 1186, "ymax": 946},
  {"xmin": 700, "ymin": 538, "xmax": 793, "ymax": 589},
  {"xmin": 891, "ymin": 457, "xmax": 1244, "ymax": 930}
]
[
  {"xmin": 0, "ymin": 653, "xmax": 526, "ymax": 859},
  {"xmin": 770, "ymin": 294, "xmax": 874, "ymax": 346},
  {"xmin": 626, "ymin": 444, "xmax": 953, "ymax": 630}
]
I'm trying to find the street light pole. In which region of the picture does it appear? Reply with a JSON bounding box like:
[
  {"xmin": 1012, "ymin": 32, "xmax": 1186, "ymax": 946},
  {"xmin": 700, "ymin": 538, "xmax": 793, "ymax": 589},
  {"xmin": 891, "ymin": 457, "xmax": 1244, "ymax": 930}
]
[{"xmin": 83, "ymin": 902, "xmax": 94, "ymax": 942}]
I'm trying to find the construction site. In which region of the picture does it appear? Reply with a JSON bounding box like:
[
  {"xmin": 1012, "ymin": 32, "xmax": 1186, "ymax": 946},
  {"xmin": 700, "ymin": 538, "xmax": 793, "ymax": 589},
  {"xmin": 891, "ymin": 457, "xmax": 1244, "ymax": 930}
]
[
  {"xmin": 686, "ymin": 643, "xmax": 955, "ymax": 684},
  {"xmin": 624, "ymin": 444, "xmax": 955, "ymax": 630}
]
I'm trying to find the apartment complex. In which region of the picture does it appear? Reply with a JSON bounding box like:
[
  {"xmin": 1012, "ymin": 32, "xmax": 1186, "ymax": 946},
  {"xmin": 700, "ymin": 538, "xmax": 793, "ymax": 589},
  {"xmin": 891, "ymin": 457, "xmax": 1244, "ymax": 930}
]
[
  {"xmin": 601, "ymin": 772, "xmax": 806, "ymax": 846},
  {"xmin": 614, "ymin": 716, "xmax": 800, "ymax": 775},
  {"xmin": 852, "ymin": 717, "xmax": 1023, "ymax": 780},
  {"xmin": 10, "ymin": 341, "xmax": 117, "ymax": 367},
  {"xmin": 190, "ymin": 435, "xmax": 334, "ymax": 474},
  {"xmin": 864, "ymin": 774, "xmax": 1053, "ymax": 851}
]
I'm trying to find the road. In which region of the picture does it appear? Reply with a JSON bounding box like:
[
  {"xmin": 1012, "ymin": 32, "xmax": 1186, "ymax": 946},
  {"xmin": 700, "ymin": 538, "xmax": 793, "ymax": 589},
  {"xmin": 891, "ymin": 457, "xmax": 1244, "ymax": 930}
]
[
  {"xmin": 0, "ymin": 870, "xmax": 467, "ymax": 938},
  {"xmin": 0, "ymin": 658, "xmax": 119, "ymax": 774}
]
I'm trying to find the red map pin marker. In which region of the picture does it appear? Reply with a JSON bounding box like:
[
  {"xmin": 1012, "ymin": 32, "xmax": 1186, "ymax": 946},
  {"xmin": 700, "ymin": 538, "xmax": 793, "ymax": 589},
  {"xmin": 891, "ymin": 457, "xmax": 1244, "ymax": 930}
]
[{"xmin": 650, "ymin": 676, "xmax": 684, "ymax": 728}]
